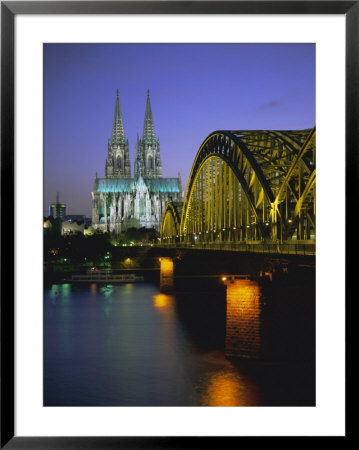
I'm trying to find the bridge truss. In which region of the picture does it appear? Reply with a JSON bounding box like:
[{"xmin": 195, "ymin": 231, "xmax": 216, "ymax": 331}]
[{"xmin": 161, "ymin": 128, "xmax": 315, "ymax": 244}]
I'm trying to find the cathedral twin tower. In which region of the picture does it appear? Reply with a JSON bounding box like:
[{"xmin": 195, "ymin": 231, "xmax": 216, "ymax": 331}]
[
  {"xmin": 105, "ymin": 89, "xmax": 162, "ymax": 180},
  {"xmin": 92, "ymin": 90, "xmax": 182, "ymax": 232}
]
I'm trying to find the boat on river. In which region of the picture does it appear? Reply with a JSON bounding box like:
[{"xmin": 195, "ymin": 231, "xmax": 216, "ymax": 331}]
[{"xmin": 71, "ymin": 270, "xmax": 144, "ymax": 283}]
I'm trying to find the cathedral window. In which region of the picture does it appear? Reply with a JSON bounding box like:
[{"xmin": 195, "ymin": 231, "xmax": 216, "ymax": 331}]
[{"xmin": 140, "ymin": 197, "xmax": 146, "ymax": 217}]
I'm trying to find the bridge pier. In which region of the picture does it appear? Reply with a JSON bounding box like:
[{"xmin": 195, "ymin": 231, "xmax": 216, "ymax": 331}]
[
  {"xmin": 159, "ymin": 257, "xmax": 174, "ymax": 293},
  {"xmin": 222, "ymin": 265, "xmax": 315, "ymax": 362},
  {"xmin": 224, "ymin": 276, "xmax": 263, "ymax": 359},
  {"xmin": 155, "ymin": 248, "xmax": 315, "ymax": 363}
]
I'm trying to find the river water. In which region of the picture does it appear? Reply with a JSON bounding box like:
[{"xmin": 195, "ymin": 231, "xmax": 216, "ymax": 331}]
[{"xmin": 44, "ymin": 282, "xmax": 315, "ymax": 407}]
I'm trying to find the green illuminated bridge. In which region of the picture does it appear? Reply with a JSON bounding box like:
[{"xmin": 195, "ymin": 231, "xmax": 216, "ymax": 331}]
[{"xmin": 160, "ymin": 127, "xmax": 315, "ymax": 256}]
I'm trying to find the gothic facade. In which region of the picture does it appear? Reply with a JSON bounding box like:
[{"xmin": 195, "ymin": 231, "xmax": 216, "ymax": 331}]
[{"xmin": 92, "ymin": 90, "xmax": 183, "ymax": 232}]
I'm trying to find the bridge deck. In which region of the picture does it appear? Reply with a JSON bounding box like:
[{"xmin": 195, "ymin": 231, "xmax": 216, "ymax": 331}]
[{"xmin": 158, "ymin": 242, "xmax": 315, "ymax": 256}]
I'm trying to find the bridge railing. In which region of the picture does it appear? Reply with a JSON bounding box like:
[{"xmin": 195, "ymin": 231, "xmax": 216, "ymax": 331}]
[{"xmin": 158, "ymin": 242, "xmax": 315, "ymax": 256}]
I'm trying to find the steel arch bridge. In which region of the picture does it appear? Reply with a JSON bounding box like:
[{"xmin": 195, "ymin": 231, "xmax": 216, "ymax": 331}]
[{"xmin": 160, "ymin": 127, "xmax": 315, "ymax": 245}]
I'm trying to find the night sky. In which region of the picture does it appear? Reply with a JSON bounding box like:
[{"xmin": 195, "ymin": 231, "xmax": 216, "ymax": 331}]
[{"xmin": 44, "ymin": 43, "xmax": 315, "ymax": 217}]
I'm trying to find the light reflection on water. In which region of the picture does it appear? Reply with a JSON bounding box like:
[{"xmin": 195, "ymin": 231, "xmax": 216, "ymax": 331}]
[
  {"xmin": 153, "ymin": 293, "xmax": 173, "ymax": 309},
  {"xmin": 44, "ymin": 282, "xmax": 311, "ymax": 407},
  {"xmin": 198, "ymin": 366, "xmax": 260, "ymax": 406}
]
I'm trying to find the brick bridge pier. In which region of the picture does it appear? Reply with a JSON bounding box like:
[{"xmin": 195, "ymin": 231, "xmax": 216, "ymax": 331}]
[{"xmin": 156, "ymin": 248, "xmax": 315, "ymax": 362}]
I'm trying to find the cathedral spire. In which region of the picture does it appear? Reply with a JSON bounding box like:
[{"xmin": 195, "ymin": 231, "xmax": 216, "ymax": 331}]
[
  {"xmin": 142, "ymin": 89, "xmax": 156, "ymax": 144},
  {"xmin": 106, "ymin": 89, "xmax": 131, "ymax": 179},
  {"xmin": 111, "ymin": 89, "xmax": 126, "ymax": 145}
]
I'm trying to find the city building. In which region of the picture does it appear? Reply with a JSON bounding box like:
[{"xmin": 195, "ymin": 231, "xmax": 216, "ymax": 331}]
[
  {"xmin": 65, "ymin": 214, "xmax": 86, "ymax": 224},
  {"xmin": 49, "ymin": 192, "xmax": 66, "ymax": 220},
  {"xmin": 91, "ymin": 89, "xmax": 183, "ymax": 232},
  {"xmin": 62, "ymin": 220, "xmax": 85, "ymax": 235},
  {"xmin": 61, "ymin": 215, "xmax": 90, "ymax": 235}
]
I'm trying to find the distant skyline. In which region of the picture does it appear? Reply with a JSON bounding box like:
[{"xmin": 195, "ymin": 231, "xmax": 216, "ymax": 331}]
[{"xmin": 44, "ymin": 43, "xmax": 315, "ymax": 217}]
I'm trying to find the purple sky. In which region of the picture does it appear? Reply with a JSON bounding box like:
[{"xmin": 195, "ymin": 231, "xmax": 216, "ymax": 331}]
[{"xmin": 44, "ymin": 43, "xmax": 315, "ymax": 217}]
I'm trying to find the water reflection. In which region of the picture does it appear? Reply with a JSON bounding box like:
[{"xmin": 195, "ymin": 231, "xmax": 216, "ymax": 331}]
[
  {"xmin": 153, "ymin": 293, "xmax": 172, "ymax": 309},
  {"xmin": 49, "ymin": 284, "xmax": 59, "ymax": 304},
  {"xmin": 62, "ymin": 283, "xmax": 71, "ymax": 298},
  {"xmin": 100, "ymin": 284, "xmax": 114, "ymax": 298},
  {"xmin": 90, "ymin": 283, "xmax": 97, "ymax": 296},
  {"xmin": 202, "ymin": 369, "xmax": 260, "ymax": 406},
  {"xmin": 207, "ymin": 371, "xmax": 245, "ymax": 406},
  {"xmin": 100, "ymin": 285, "xmax": 113, "ymax": 317},
  {"xmin": 44, "ymin": 282, "xmax": 313, "ymax": 407},
  {"xmin": 49, "ymin": 283, "xmax": 71, "ymax": 301}
]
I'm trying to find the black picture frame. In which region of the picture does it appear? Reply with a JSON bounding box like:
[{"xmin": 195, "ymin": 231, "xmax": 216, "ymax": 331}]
[{"xmin": 1, "ymin": 1, "xmax": 352, "ymax": 447}]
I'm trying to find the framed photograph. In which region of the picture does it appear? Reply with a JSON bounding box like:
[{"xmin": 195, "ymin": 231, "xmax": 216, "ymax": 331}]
[{"xmin": 1, "ymin": 1, "xmax": 351, "ymax": 446}]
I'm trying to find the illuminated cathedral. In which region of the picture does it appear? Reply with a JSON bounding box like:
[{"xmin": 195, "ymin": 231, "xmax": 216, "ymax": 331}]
[{"xmin": 91, "ymin": 89, "xmax": 183, "ymax": 232}]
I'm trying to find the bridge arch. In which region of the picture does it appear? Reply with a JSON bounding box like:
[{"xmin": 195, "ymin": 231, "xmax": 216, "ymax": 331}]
[
  {"xmin": 161, "ymin": 128, "xmax": 315, "ymax": 244},
  {"xmin": 272, "ymin": 127, "xmax": 316, "ymax": 240},
  {"xmin": 160, "ymin": 202, "xmax": 183, "ymax": 243}
]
